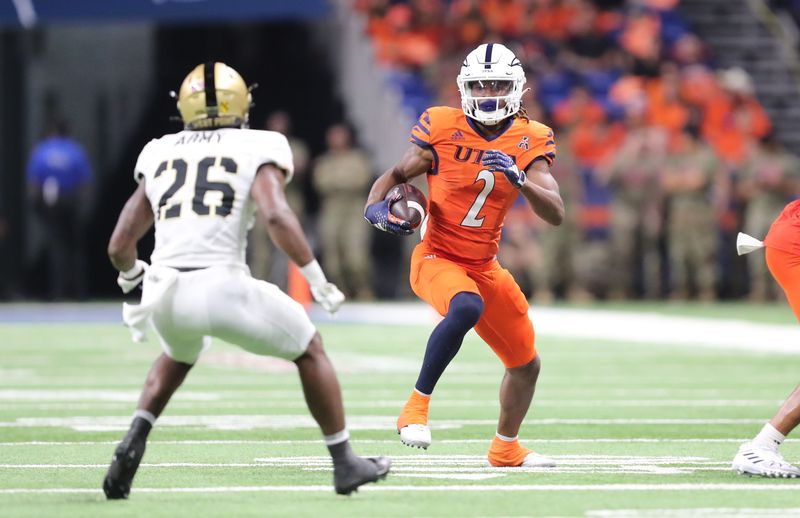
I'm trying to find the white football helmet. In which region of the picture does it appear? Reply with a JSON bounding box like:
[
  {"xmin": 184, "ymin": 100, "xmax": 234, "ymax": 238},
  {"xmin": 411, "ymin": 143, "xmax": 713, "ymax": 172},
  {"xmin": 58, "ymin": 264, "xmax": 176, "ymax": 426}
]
[{"xmin": 457, "ymin": 43, "xmax": 526, "ymax": 125}]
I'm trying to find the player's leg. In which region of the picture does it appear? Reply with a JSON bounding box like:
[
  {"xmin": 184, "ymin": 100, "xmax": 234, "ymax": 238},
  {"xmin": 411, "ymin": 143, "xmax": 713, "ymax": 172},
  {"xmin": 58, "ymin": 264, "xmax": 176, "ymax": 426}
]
[
  {"xmin": 400, "ymin": 245, "xmax": 482, "ymax": 448},
  {"xmin": 293, "ymin": 332, "xmax": 390, "ymax": 494},
  {"xmin": 103, "ymin": 354, "xmax": 194, "ymax": 499},
  {"xmin": 211, "ymin": 269, "xmax": 390, "ymax": 494},
  {"xmin": 474, "ymin": 267, "xmax": 555, "ymax": 467},
  {"xmin": 734, "ymin": 246, "xmax": 800, "ymax": 477},
  {"xmin": 103, "ymin": 294, "xmax": 205, "ymax": 500}
]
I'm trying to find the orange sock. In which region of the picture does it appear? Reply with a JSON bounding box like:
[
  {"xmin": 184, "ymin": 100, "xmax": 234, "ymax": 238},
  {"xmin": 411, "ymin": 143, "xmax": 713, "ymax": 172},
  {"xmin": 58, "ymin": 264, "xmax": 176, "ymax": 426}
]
[
  {"xmin": 487, "ymin": 435, "xmax": 531, "ymax": 467},
  {"xmin": 397, "ymin": 389, "xmax": 430, "ymax": 431}
]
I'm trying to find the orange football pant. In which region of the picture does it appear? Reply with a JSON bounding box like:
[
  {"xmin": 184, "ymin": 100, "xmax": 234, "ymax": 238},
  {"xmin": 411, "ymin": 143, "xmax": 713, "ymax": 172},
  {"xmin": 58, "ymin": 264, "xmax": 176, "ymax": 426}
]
[
  {"xmin": 409, "ymin": 243, "xmax": 536, "ymax": 368},
  {"xmin": 766, "ymin": 246, "xmax": 800, "ymax": 322}
]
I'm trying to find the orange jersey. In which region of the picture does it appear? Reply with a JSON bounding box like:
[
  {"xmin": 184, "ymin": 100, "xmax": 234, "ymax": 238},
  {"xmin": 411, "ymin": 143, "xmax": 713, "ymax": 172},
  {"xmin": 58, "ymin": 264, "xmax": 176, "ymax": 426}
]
[
  {"xmin": 764, "ymin": 199, "xmax": 800, "ymax": 254},
  {"xmin": 410, "ymin": 106, "xmax": 556, "ymax": 267}
]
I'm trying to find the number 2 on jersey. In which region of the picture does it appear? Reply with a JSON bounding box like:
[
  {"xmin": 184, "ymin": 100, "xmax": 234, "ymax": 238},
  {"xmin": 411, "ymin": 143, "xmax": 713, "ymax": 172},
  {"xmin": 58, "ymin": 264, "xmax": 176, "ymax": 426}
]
[
  {"xmin": 155, "ymin": 156, "xmax": 238, "ymax": 220},
  {"xmin": 460, "ymin": 169, "xmax": 495, "ymax": 228}
]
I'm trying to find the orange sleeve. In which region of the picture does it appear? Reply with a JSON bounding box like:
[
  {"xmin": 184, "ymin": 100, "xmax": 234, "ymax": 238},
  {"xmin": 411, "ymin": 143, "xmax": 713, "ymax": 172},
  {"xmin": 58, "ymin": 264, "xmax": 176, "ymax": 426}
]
[
  {"xmin": 410, "ymin": 109, "xmax": 434, "ymax": 149},
  {"xmin": 519, "ymin": 122, "xmax": 556, "ymax": 170}
]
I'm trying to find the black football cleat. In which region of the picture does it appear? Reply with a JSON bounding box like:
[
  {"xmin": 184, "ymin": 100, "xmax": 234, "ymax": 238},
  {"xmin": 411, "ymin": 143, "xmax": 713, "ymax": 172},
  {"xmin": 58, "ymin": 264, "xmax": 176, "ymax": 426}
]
[
  {"xmin": 102, "ymin": 435, "xmax": 146, "ymax": 499},
  {"xmin": 333, "ymin": 456, "xmax": 391, "ymax": 496}
]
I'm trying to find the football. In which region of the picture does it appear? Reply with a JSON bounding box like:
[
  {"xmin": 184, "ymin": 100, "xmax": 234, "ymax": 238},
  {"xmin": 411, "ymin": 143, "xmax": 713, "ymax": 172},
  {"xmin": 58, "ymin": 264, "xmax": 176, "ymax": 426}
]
[{"xmin": 386, "ymin": 183, "xmax": 427, "ymax": 230}]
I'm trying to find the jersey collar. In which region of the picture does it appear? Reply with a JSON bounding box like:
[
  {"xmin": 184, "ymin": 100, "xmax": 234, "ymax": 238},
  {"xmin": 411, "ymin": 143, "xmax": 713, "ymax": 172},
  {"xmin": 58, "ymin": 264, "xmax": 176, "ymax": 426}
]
[{"xmin": 465, "ymin": 116, "xmax": 515, "ymax": 142}]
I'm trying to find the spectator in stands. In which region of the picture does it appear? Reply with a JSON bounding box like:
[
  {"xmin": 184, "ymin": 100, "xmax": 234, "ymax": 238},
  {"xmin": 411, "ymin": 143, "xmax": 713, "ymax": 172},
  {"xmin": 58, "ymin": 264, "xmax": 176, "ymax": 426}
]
[
  {"xmin": 738, "ymin": 133, "xmax": 800, "ymax": 301},
  {"xmin": 26, "ymin": 120, "xmax": 92, "ymax": 300},
  {"xmin": 702, "ymin": 67, "xmax": 771, "ymax": 167},
  {"xmin": 248, "ymin": 111, "xmax": 311, "ymax": 288},
  {"xmin": 661, "ymin": 125, "xmax": 719, "ymax": 301},
  {"xmin": 312, "ymin": 123, "xmax": 374, "ymax": 299}
]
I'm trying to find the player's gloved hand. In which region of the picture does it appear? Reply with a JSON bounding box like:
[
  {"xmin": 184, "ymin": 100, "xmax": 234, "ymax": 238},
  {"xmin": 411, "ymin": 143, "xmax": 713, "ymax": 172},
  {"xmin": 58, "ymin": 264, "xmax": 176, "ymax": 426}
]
[
  {"xmin": 300, "ymin": 259, "xmax": 345, "ymax": 315},
  {"xmin": 117, "ymin": 259, "xmax": 149, "ymax": 294},
  {"xmin": 364, "ymin": 196, "xmax": 413, "ymax": 236},
  {"xmin": 310, "ymin": 282, "xmax": 345, "ymax": 315},
  {"xmin": 482, "ymin": 150, "xmax": 526, "ymax": 189}
]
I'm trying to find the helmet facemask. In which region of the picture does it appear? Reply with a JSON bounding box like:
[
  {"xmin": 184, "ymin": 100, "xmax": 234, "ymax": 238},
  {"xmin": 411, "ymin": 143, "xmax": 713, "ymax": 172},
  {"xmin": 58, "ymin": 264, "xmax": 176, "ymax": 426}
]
[{"xmin": 457, "ymin": 78, "xmax": 524, "ymax": 125}]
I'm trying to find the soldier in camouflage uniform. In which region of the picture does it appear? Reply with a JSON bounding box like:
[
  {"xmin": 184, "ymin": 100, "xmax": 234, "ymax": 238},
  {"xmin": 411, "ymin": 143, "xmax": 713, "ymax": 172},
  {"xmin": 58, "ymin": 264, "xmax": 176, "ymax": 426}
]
[
  {"xmin": 602, "ymin": 124, "xmax": 667, "ymax": 299},
  {"xmin": 312, "ymin": 123, "xmax": 374, "ymax": 299},
  {"xmin": 529, "ymin": 138, "xmax": 589, "ymax": 302},
  {"xmin": 662, "ymin": 128, "xmax": 720, "ymax": 301}
]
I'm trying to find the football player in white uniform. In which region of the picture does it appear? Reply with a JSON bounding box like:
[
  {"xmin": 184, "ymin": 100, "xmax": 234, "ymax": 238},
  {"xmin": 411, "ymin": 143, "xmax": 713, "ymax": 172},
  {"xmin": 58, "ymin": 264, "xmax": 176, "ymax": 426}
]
[{"xmin": 103, "ymin": 62, "xmax": 390, "ymax": 499}]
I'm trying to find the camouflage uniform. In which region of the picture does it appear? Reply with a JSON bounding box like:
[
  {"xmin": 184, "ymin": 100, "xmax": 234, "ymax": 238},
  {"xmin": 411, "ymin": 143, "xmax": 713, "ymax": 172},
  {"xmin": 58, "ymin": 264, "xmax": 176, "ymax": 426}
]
[
  {"xmin": 313, "ymin": 148, "xmax": 373, "ymax": 298},
  {"xmin": 604, "ymin": 129, "xmax": 665, "ymax": 299},
  {"xmin": 663, "ymin": 139, "xmax": 719, "ymax": 300},
  {"xmin": 529, "ymin": 143, "xmax": 588, "ymax": 301}
]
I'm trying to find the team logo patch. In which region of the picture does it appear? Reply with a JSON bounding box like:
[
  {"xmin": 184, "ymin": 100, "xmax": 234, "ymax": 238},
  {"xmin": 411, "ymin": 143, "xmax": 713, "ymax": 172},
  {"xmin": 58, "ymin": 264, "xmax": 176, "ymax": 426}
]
[
  {"xmin": 450, "ymin": 129, "xmax": 465, "ymax": 141},
  {"xmin": 518, "ymin": 136, "xmax": 530, "ymax": 150}
]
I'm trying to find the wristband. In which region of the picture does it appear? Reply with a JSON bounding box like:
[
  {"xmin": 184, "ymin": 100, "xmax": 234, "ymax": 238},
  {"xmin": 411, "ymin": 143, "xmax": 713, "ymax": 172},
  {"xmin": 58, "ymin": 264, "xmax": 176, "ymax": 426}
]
[
  {"xmin": 299, "ymin": 259, "xmax": 327, "ymax": 287},
  {"xmin": 121, "ymin": 260, "xmax": 146, "ymax": 280}
]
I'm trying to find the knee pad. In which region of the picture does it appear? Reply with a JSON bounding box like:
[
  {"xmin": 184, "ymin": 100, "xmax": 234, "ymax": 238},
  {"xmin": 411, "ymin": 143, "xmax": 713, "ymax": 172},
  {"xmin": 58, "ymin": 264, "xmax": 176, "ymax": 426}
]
[{"xmin": 449, "ymin": 292, "xmax": 484, "ymax": 327}]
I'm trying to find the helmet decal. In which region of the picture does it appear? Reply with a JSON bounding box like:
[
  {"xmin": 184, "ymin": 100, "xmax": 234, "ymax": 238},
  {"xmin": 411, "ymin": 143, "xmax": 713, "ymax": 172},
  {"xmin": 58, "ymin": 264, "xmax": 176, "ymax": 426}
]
[{"xmin": 203, "ymin": 61, "xmax": 218, "ymax": 118}]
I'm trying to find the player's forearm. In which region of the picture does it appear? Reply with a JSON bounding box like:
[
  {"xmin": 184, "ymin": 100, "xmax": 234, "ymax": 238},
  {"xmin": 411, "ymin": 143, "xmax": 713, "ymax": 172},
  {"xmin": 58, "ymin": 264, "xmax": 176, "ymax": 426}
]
[
  {"xmin": 264, "ymin": 211, "xmax": 315, "ymax": 267},
  {"xmin": 365, "ymin": 169, "xmax": 404, "ymax": 208},
  {"xmin": 521, "ymin": 183, "xmax": 565, "ymax": 226},
  {"xmin": 108, "ymin": 243, "xmax": 137, "ymax": 273},
  {"xmin": 108, "ymin": 184, "xmax": 153, "ymax": 272}
]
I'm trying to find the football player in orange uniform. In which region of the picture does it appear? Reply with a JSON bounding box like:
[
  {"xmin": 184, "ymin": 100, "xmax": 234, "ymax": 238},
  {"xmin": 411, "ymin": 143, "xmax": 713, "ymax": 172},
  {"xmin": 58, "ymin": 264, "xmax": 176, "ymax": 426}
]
[
  {"xmin": 365, "ymin": 43, "xmax": 564, "ymax": 467},
  {"xmin": 733, "ymin": 201, "xmax": 800, "ymax": 478}
]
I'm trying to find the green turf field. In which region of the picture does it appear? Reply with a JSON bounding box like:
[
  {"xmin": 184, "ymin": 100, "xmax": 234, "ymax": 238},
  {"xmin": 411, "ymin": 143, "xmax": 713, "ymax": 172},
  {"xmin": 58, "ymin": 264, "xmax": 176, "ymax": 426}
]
[{"xmin": 1, "ymin": 303, "xmax": 800, "ymax": 517}]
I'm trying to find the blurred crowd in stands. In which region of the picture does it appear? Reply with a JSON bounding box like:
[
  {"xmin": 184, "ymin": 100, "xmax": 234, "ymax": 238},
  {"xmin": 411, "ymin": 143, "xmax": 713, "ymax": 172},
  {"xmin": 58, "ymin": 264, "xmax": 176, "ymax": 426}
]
[{"xmin": 352, "ymin": 0, "xmax": 800, "ymax": 302}]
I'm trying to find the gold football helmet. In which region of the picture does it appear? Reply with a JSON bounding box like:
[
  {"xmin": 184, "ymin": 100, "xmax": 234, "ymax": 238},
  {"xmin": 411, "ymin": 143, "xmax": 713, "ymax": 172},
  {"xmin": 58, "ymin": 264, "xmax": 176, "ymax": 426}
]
[{"xmin": 176, "ymin": 62, "xmax": 252, "ymax": 130}]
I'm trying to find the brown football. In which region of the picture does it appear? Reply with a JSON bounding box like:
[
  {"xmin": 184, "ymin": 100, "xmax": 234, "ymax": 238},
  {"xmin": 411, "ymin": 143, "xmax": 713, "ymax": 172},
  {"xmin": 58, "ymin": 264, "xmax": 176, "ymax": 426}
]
[{"xmin": 386, "ymin": 183, "xmax": 427, "ymax": 230}]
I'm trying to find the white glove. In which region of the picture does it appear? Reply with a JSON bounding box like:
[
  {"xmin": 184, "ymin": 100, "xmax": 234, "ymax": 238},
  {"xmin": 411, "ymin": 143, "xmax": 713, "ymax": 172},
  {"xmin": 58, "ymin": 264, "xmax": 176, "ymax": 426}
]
[
  {"xmin": 310, "ymin": 282, "xmax": 345, "ymax": 314},
  {"xmin": 300, "ymin": 259, "xmax": 345, "ymax": 315},
  {"xmin": 117, "ymin": 260, "xmax": 149, "ymax": 294}
]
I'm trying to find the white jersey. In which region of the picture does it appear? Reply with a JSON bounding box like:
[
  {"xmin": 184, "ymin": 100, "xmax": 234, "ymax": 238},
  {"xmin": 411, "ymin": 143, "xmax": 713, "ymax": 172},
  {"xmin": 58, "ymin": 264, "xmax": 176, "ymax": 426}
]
[{"xmin": 134, "ymin": 128, "xmax": 293, "ymax": 268}]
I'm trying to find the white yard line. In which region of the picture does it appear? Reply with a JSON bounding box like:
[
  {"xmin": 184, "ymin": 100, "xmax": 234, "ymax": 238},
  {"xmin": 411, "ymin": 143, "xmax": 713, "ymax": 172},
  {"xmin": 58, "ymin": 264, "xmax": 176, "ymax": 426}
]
[
  {"xmin": 0, "ymin": 399, "xmax": 781, "ymax": 411},
  {"xmin": 2, "ymin": 483, "xmax": 800, "ymax": 495},
  {"xmin": 587, "ymin": 509, "xmax": 800, "ymax": 517},
  {"xmin": 0, "ymin": 454, "xmax": 735, "ymax": 478},
  {"xmin": 0, "ymin": 390, "xmax": 220, "ymax": 401},
  {"xmin": 0, "ymin": 416, "xmax": 768, "ymax": 432},
  {"xmin": 0, "ymin": 438, "xmax": 771, "ymax": 446}
]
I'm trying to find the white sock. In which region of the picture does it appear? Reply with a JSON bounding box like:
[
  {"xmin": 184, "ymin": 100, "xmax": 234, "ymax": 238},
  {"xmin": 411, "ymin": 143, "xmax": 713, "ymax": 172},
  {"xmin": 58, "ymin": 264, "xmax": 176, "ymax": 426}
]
[
  {"xmin": 413, "ymin": 388, "xmax": 431, "ymax": 397},
  {"xmin": 133, "ymin": 409, "xmax": 157, "ymax": 426},
  {"xmin": 753, "ymin": 423, "xmax": 785, "ymax": 451},
  {"xmin": 323, "ymin": 429, "xmax": 350, "ymax": 446},
  {"xmin": 495, "ymin": 432, "xmax": 518, "ymax": 442}
]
